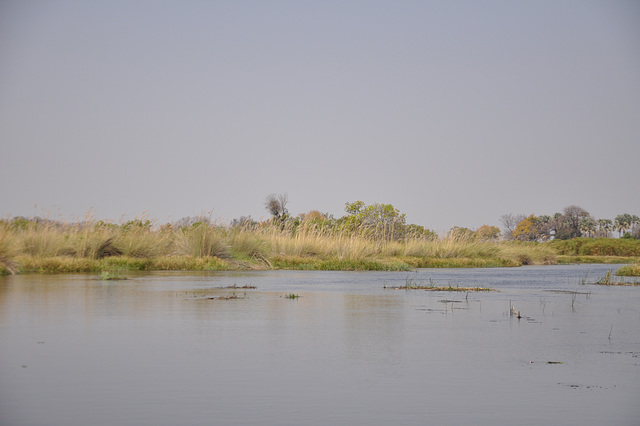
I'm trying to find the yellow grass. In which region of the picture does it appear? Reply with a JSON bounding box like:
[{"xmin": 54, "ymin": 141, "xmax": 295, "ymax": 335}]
[{"xmin": 0, "ymin": 217, "xmax": 559, "ymax": 274}]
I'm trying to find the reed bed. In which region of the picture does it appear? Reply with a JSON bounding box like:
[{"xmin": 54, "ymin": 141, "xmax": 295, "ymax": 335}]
[{"xmin": 0, "ymin": 216, "xmax": 559, "ymax": 274}]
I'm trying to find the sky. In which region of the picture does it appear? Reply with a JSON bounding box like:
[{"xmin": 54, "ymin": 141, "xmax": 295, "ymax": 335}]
[{"xmin": 1, "ymin": 1, "xmax": 639, "ymax": 232}]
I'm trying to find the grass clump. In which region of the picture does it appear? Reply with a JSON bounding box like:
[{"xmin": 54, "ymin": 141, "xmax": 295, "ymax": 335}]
[
  {"xmin": 388, "ymin": 275, "xmax": 496, "ymax": 291},
  {"xmin": 576, "ymin": 269, "xmax": 640, "ymax": 286},
  {"xmin": 617, "ymin": 264, "xmax": 640, "ymax": 277},
  {"xmin": 590, "ymin": 270, "xmax": 640, "ymax": 286},
  {"xmin": 174, "ymin": 223, "xmax": 228, "ymax": 258}
]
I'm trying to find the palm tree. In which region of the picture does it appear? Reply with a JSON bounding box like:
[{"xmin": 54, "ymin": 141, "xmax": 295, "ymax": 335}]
[
  {"xmin": 615, "ymin": 214, "xmax": 632, "ymax": 237},
  {"xmin": 597, "ymin": 219, "xmax": 613, "ymax": 237},
  {"xmin": 579, "ymin": 217, "xmax": 597, "ymax": 238}
]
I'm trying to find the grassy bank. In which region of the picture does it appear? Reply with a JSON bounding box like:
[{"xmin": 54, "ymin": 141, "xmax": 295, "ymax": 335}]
[
  {"xmin": 550, "ymin": 238, "xmax": 640, "ymax": 265},
  {"xmin": 556, "ymin": 255, "xmax": 640, "ymax": 264},
  {"xmin": 0, "ymin": 218, "xmax": 561, "ymax": 274},
  {"xmin": 549, "ymin": 238, "xmax": 640, "ymax": 257}
]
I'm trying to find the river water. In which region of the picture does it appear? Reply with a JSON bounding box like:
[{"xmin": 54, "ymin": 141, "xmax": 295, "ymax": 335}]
[{"xmin": 1, "ymin": 264, "xmax": 639, "ymax": 425}]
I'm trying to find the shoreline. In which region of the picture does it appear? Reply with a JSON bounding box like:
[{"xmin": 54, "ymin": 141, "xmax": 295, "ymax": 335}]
[{"xmin": 2, "ymin": 254, "xmax": 639, "ymax": 275}]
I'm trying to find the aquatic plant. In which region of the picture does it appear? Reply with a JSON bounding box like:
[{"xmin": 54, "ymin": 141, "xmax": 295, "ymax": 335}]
[
  {"xmin": 99, "ymin": 268, "xmax": 127, "ymax": 280},
  {"xmin": 388, "ymin": 276, "xmax": 495, "ymax": 292}
]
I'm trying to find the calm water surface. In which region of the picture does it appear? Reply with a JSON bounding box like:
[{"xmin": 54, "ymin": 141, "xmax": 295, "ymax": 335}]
[{"xmin": 1, "ymin": 265, "xmax": 639, "ymax": 425}]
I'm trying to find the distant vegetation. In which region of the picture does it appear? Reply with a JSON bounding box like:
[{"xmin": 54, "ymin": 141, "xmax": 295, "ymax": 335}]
[
  {"xmin": 0, "ymin": 198, "xmax": 638, "ymax": 275},
  {"xmin": 500, "ymin": 206, "xmax": 640, "ymax": 241}
]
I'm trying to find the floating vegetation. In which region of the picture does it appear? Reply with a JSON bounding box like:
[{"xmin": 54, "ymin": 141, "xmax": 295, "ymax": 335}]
[
  {"xmin": 387, "ymin": 284, "xmax": 495, "ymax": 292},
  {"xmin": 188, "ymin": 293, "xmax": 245, "ymax": 300},
  {"xmin": 385, "ymin": 275, "xmax": 495, "ymax": 292},
  {"xmin": 207, "ymin": 294, "xmax": 244, "ymax": 300},
  {"xmin": 589, "ymin": 270, "xmax": 640, "ymax": 286},
  {"xmin": 594, "ymin": 281, "xmax": 640, "ymax": 286},
  {"xmin": 219, "ymin": 284, "xmax": 257, "ymax": 289},
  {"xmin": 558, "ymin": 383, "xmax": 606, "ymax": 390},
  {"xmin": 186, "ymin": 290, "xmax": 247, "ymax": 300},
  {"xmin": 284, "ymin": 293, "xmax": 300, "ymax": 299},
  {"xmin": 99, "ymin": 269, "xmax": 127, "ymax": 280}
]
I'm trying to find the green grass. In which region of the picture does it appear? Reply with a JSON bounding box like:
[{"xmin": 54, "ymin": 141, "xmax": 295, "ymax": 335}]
[
  {"xmin": 556, "ymin": 255, "xmax": 640, "ymax": 264},
  {"xmin": 549, "ymin": 238, "xmax": 640, "ymax": 256},
  {"xmin": 270, "ymin": 256, "xmax": 411, "ymax": 271}
]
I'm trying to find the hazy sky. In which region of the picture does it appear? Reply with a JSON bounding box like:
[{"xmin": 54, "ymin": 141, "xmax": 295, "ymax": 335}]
[{"xmin": 1, "ymin": 1, "xmax": 639, "ymax": 231}]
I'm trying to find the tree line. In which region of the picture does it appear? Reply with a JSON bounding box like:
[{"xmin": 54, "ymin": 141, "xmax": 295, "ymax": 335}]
[
  {"xmin": 261, "ymin": 196, "xmax": 640, "ymax": 242},
  {"xmin": 500, "ymin": 206, "xmax": 640, "ymax": 241},
  {"xmin": 5, "ymin": 197, "xmax": 636, "ymax": 244}
]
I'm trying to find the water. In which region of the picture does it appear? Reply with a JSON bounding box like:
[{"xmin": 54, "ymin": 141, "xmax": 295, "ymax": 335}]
[{"xmin": 1, "ymin": 265, "xmax": 639, "ymax": 425}]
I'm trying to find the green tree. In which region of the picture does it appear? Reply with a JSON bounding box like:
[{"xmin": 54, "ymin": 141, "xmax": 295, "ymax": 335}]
[
  {"xmin": 534, "ymin": 215, "xmax": 554, "ymax": 241},
  {"xmin": 578, "ymin": 217, "xmax": 597, "ymax": 238},
  {"xmin": 615, "ymin": 214, "xmax": 633, "ymax": 237},
  {"xmin": 340, "ymin": 201, "xmax": 407, "ymax": 240},
  {"xmin": 597, "ymin": 219, "xmax": 613, "ymax": 237},
  {"xmin": 555, "ymin": 205, "xmax": 591, "ymax": 239}
]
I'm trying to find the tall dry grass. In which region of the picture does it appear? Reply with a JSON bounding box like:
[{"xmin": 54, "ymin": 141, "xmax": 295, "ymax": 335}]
[
  {"xmin": 1, "ymin": 215, "xmax": 560, "ymax": 273},
  {"xmin": 0, "ymin": 226, "xmax": 18, "ymax": 274}
]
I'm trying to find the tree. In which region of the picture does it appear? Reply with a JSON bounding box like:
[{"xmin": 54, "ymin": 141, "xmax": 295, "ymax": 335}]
[
  {"xmin": 534, "ymin": 215, "xmax": 554, "ymax": 241},
  {"xmin": 631, "ymin": 216, "xmax": 640, "ymax": 239},
  {"xmin": 614, "ymin": 214, "xmax": 633, "ymax": 237},
  {"xmin": 297, "ymin": 210, "xmax": 334, "ymax": 232},
  {"xmin": 340, "ymin": 201, "xmax": 407, "ymax": 240},
  {"xmin": 512, "ymin": 215, "xmax": 539, "ymax": 241},
  {"xmin": 630, "ymin": 215, "xmax": 640, "ymax": 235},
  {"xmin": 500, "ymin": 213, "xmax": 526, "ymax": 240},
  {"xmin": 449, "ymin": 226, "xmax": 476, "ymax": 241},
  {"xmin": 299, "ymin": 210, "xmax": 328, "ymax": 222},
  {"xmin": 597, "ymin": 219, "xmax": 613, "ymax": 237},
  {"xmin": 555, "ymin": 205, "xmax": 591, "ymax": 239},
  {"xmin": 404, "ymin": 224, "xmax": 437, "ymax": 240},
  {"xmin": 476, "ymin": 225, "xmax": 501, "ymax": 240},
  {"xmin": 265, "ymin": 193, "xmax": 288, "ymax": 220},
  {"xmin": 578, "ymin": 216, "xmax": 597, "ymax": 238}
]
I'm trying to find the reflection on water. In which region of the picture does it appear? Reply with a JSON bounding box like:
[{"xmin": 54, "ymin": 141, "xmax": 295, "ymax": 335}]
[{"xmin": 1, "ymin": 266, "xmax": 639, "ymax": 425}]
